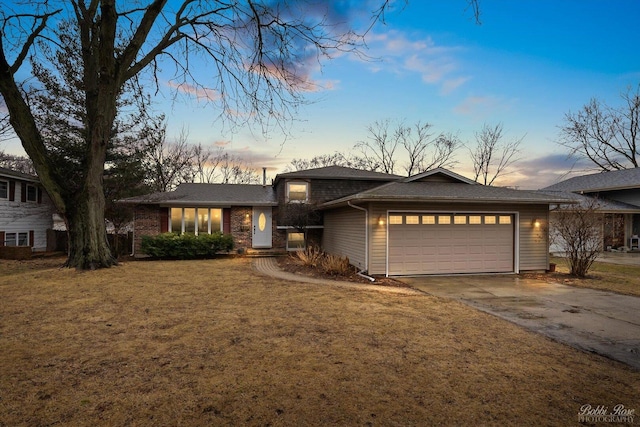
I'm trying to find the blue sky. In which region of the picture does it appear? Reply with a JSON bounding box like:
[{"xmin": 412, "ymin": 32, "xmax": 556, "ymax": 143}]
[
  {"xmin": 172, "ymin": 0, "xmax": 640, "ymax": 188},
  {"xmin": 3, "ymin": 0, "xmax": 640, "ymax": 189}
]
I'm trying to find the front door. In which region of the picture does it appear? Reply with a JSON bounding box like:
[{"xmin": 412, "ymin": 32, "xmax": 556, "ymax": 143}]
[{"xmin": 252, "ymin": 207, "xmax": 272, "ymax": 248}]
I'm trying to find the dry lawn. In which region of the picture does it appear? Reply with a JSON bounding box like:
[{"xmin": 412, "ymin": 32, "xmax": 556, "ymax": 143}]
[
  {"xmin": 550, "ymin": 256, "xmax": 640, "ymax": 297},
  {"xmin": 1, "ymin": 256, "xmax": 638, "ymax": 426}
]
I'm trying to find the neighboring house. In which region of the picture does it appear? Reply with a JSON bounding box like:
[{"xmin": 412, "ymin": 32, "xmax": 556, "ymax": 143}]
[
  {"xmin": 123, "ymin": 165, "xmax": 569, "ymax": 276},
  {"xmin": 541, "ymin": 168, "xmax": 640, "ymax": 251},
  {"xmin": 0, "ymin": 167, "xmax": 56, "ymax": 251}
]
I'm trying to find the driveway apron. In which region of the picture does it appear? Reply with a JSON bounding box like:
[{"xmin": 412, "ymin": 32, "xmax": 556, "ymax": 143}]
[{"xmin": 402, "ymin": 275, "xmax": 640, "ymax": 370}]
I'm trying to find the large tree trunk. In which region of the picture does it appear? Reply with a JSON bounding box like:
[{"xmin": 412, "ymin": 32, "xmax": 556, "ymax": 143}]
[{"xmin": 65, "ymin": 184, "xmax": 116, "ymax": 269}]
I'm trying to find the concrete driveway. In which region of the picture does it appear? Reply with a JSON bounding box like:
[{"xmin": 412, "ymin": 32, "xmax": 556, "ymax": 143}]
[{"xmin": 401, "ymin": 275, "xmax": 640, "ymax": 370}]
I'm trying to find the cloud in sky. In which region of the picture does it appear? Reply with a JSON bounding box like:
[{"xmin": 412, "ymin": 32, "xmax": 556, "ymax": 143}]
[
  {"xmin": 363, "ymin": 30, "xmax": 469, "ymax": 93},
  {"xmin": 507, "ymin": 153, "xmax": 595, "ymax": 189},
  {"xmin": 453, "ymin": 95, "xmax": 508, "ymax": 119},
  {"xmin": 166, "ymin": 81, "xmax": 221, "ymax": 102}
]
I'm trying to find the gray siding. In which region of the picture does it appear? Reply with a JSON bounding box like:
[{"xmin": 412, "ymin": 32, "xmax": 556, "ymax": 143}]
[
  {"xmin": 0, "ymin": 181, "xmax": 55, "ymax": 251},
  {"xmin": 322, "ymin": 206, "xmax": 366, "ymax": 270},
  {"xmin": 367, "ymin": 202, "xmax": 550, "ymax": 275}
]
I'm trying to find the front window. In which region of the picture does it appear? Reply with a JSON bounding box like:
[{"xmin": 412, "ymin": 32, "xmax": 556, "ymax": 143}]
[
  {"xmin": 4, "ymin": 232, "xmax": 28, "ymax": 246},
  {"xmin": 287, "ymin": 231, "xmax": 305, "ymax": 250},
  {"xmin": 4, "ymin": 232, "xmax": 16, "ymax": 246},
  {"xmin": 26, "ymin": 184, "xmax": 37, "ymax": 202},
  {"xmin": 0, "ymin": 180, "xmax": 7, "ymax": 199},
  {"xmin": 183, "ymin": 208, "xmax": 196, "ymax": 234},
  {"xmin": 287, "ymin": 182, "xmax": 309, "ymax": 202},
  {"xmin": 170, "ymin": 207, "xmax": 222, "ymax": 234}
]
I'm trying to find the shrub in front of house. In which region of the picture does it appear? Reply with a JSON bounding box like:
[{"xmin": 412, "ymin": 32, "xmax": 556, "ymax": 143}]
[{"xmin": 141, "ymin": 232, "xmax": 233, "ymax": 259}]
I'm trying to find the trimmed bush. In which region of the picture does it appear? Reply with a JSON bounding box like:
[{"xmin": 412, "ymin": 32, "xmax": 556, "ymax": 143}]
[{"xmin": 140, "ymin": 232, "xmax": 233, "ymax": 259}]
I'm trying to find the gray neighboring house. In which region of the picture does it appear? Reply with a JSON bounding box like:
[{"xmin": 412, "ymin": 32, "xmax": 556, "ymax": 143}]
[
  {"xmin": 541, "ymin": 168, "xmax": 640, "ymax": 251},
  {"xmin": 124, "ymin": 166, "xmax": 570, "ymax": 276},
  {"xmin": 0, "ymin": 167, "xmax": 56, "ymax": 251}
]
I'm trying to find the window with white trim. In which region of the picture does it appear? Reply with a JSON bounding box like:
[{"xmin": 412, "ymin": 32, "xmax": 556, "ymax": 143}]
[
  {"xmin": 286, "ymin": 181, "xmax": 309, "ymax": 202},
  {"xmin": 4, "ymin": 232, "xmax": 28, "ymax": 246},
  {"xmin": 26, "ymin": 184, "xmax": 37, "ymax": 202},
  {"xmin": 0, "ymin": 180, "xmax": 8, "ymax": 199},
  {"xmin": 287, "ymin": 231, "xmax": 305, "ymax": 250},
  {"xmin": 170, "ymin": 207, "xmax": 223, "ymax": 234}
]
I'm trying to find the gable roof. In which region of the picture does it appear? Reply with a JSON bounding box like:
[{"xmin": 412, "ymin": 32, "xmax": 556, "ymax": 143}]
[
  {"xmin": 274, "ymin": 165, "xmax": 402, "ymax": 183},
  {"xmin": 121, "ymin": 183, "xmax": 277, "ymax": 206},
  {"xmin": 321, "ymin": 182, "xmax": 573, "ymax": 208},
  {"xmin": 0, "ymin": 166, "xmax": 39, "ymax": 183},
  {"xmin": 403, "ymin": 168, "xmax": 478, "ymax": 185},
  {"xmin": 542, "ymin": 168, "xmax": 640, "ymax": 192}
]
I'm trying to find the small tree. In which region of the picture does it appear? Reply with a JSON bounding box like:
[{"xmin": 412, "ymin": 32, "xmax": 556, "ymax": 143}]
[{"xmin": 550, "ymin": 198, "xmax": 603, "ymax": 278}]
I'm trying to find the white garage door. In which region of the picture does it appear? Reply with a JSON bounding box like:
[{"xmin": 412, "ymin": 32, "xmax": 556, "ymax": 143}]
[{"xmin": 388, "ymin": 213, "xmax": 514, "ymax": 275}]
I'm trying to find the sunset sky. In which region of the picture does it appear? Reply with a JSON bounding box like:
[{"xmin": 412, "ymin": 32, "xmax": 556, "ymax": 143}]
[{"xmin": 3, "ymin": 0, "xmax": 640, "ymax": 189}]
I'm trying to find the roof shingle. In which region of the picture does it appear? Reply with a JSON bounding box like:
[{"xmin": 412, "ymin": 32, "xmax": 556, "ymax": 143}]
[
  {"xmin": 121, "ymin": 183, "xmax": 276, "ymax": 206},
  {"xmin": 542, "ymin": 168, "xmax": 640, "ymax": 192}
]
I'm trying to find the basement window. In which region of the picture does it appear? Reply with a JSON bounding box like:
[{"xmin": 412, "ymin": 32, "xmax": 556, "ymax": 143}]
[{"xmin": 287, "ymin": 231, "xmax": 305, "ymax": 250}]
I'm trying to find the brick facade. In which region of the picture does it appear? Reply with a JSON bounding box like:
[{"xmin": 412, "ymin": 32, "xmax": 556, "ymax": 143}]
[
  {"xmin": 229, "ymin": 206, "xmax": 252, "ymax": 251},
  {"xmin": 133, "ymin": 205, "xmax": 164, "ymax": 255},
  {"xmin": 133, "ymin": 204, "xmax": 288, "ymax": 255}
]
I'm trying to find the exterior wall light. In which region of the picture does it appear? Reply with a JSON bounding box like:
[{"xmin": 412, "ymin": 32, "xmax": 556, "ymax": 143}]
[
  {"xmin": 378, "ymin": 216, "xmax": 385, "ymax": 226},
  {"xmin": 533, "ymin": 219, "xmax": 541, "ymax": 228}
]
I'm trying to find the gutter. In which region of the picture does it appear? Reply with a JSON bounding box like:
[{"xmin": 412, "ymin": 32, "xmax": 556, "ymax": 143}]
[{"xmin": 347, "ymin": 201, "xmax": 369, "ymax": 273}]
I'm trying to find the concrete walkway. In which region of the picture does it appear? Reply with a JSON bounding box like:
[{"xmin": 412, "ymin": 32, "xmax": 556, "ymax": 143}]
[
  {"xmin": 252, "ymin": 257, "xmax": 422, "ymax": 296},
  {"xmin": 403, "ymin": 275, "xmax": 640, "ymax": 370}
]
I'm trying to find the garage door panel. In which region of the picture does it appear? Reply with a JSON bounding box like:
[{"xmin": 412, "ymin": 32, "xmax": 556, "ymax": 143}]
[{"xmin": 388, "ymin": 213, "xmax": 514, "ymax": 275}]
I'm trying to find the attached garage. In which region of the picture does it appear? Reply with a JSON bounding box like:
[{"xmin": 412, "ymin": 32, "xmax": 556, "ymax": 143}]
[
  {"xmin": 320, "ymin": 168, "xmax": 573, "ymax": 277},
  {"xmin": 387, "ymin": 212, "xmax": 515, "ymax": 275}
]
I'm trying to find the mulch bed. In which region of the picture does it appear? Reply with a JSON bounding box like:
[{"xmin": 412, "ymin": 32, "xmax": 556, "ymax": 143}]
[{"xmin": 276, "ymin": 255, "xmax": 411, "ymax": 288}]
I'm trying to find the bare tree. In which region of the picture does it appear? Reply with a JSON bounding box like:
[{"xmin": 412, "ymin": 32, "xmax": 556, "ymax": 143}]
[
  {"xmin": 0, "ymin": 1, "xmax": 396, "ymax": 269},
  {"xmin": 217, "ymin": 152, "xmax": 261, "ymax": 184},
  {"xmin": 469, "ymin": 123, "xmax": 524, "ymax": 185},
  {"xmin": 286, "ymin": 152, "xmax": 373, "ymax": 172},
  {"xmin": 558, "ymin": 84, "xmax": 640, "ymax": 171},
  {"xmin": 0, "ymin": 110, "xmax": 12, "ymax": 142},
  {"xmin": 355, "ymin": 119, "xmax": 398, "ymax": 174},
  {"xmin": 355, "ymin": 119, "xmax": 459, "ymax": 175},
  {"xmin": 550, "ymin": 198, "xmax": 603, "ymax": 278},
  {"xmin": 0, "ymin": 150, "xmax": 35, "ymax": 174},
  {"xmin": 396, "ymin": 121, "xmax": 459, "ymax": 175},
  {"xmin": 143, "ymin": 120, "xmax": 196, "ymax": 192},
  {"xmin": 193, "ymin": 144, "xmax": 224, "ymax": 184}
]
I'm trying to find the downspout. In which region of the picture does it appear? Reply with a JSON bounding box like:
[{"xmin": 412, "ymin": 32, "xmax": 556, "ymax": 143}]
[{"xmin": 347, "ymin": 201, "xmax": 375, "ymax": 281}]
